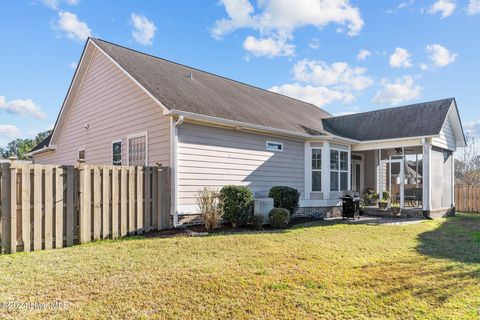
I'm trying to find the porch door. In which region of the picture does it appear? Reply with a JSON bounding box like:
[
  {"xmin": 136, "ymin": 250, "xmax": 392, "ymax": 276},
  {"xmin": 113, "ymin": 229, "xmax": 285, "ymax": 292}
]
[
  {"xmin": 379, "ymin": 159, "xmax": 404, "ymax": 208},
  {"xmin": 351, "ymin": 159, "xmax": 363, "ymax": 193}
]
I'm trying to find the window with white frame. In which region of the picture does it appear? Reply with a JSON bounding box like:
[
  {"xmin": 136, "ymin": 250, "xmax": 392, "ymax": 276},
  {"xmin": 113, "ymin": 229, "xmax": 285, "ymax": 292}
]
[
  {"xmin": 128, "ymin": 134, "xmax": 147, "ymax": 166},
  {"xmin": 266, "ymin": 141, "xmax": 283, "ymax": 152},
  {"xmin": 330, "ymin": 149, "xmax": 349, "ymax": 191},
  {"xmin": 311, "ymin": 148, "xmax": 322, "ymax": 192},
  {"xmin": 112, "ymin": 141, "xmax": 122, "ymax": 166}
]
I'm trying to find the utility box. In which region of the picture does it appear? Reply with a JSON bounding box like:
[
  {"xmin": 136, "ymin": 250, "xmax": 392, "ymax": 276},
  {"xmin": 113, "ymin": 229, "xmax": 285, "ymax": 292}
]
[{"xmin": 254, "ymin": 197, "xmax": 274, "ymax": 225}]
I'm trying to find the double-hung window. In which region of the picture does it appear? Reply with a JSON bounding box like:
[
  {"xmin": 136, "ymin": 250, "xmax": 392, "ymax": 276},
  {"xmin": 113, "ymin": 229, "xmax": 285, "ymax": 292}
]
[
  {"xmin": 112, "ymin": 141, "xmax": 122, "ymax": 165},
  {"xmin": 330, "ymin": 149, "xmax": 349, "ymax": 191},
  {"xmin": 311, "ymin": 149, "xmax": 322, "ymax": 192}
]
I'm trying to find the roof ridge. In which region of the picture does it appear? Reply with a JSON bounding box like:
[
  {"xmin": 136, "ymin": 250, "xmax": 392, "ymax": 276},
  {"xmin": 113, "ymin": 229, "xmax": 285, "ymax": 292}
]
[
  {"xmin": 325, "ymin": 97, "xmax": 455, "ymax": 120},
  {"xmin": 90, "ymin": 38, "xmax": 331, "ymax": 116}
]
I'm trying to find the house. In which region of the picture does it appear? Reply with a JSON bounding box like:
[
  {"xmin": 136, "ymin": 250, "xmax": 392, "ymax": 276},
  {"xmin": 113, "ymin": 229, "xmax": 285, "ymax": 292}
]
[{"xmin": 30, "ymin": 38, "xmax": 466, "ymax": 225}]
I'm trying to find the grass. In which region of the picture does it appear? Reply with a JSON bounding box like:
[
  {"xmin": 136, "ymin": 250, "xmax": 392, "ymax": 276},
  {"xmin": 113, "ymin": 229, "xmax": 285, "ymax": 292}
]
[{"xmin": 0, "ymin": 214, "xmax": 479, "ymax": 319}]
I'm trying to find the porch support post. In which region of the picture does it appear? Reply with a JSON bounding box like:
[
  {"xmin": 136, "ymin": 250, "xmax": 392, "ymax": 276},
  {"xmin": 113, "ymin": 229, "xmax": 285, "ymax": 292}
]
[
  {"xmin": 451, "ymin": 153, "xmax": 455, "ymax": 208},
  {"xmin": 378, "ymin": 149, "xmax": 383, "ymax": 197},
  {"xmin": 347, "ymin": 145, "xmax": 352, "ymax": 191},
  {"xmin": 422, "ymin": 138, "xmax": 432, "ymax": 214},
  {"xmin": 321, "ymin": 141, "xmax": 330, "ymax": 199},
  {"xmin": 304, "ymin": 141, "xmax": 311, "ymax": 200}
]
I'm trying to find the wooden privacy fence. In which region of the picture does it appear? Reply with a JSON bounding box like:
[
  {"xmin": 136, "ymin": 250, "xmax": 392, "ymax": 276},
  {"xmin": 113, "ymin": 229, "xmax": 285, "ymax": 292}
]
[
  {"xmin": 0, "ymin": 160, "xmax": 170, "ymax": 254},
  {"xmin": 455, "ymin": 184, "xmax": 480, "ymax": 213}
]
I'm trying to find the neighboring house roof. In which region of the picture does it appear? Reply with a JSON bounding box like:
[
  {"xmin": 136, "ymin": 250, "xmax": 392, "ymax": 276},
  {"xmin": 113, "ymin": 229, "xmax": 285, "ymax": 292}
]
[
  {"xmin": 91, "ymin": 38, "xmax": 331, "ymax": 136},
  {"xmin": 322, "ymin": 98, "xmax": 454, "ymax": 141},
  {"xmin": 30, "ymin": 134, "xmax": 52, "ymax": 153}
]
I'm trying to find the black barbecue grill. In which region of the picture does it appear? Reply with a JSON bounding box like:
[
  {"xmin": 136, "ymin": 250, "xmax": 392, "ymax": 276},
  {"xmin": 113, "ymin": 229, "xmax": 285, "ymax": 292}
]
[{"xmin": 340, "ymin": 193, "xmax": 361, "ymax": 220}]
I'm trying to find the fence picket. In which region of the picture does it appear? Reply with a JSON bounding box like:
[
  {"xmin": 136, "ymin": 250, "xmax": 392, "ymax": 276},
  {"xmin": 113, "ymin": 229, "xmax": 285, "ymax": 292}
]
[
  {"xmin": 55, "ymin": 166, "xmax": 64, "ymax": 248},
  {"xmin": 21, "ymin": 166, "xmax": 31, "ymax": 252},
  {"xmin": 120, "ymin": 167, "xmax": 128, "ymax": 237},
  {"xmin": 137, "ymin": 166, "xmax": 144, "ymax": 234},
  {"xmin": 66, "ymin": 166, "xmax": 74, "ymax": 246},
  {"xmin": 93, "ymin": 167, "xmax": 101, "ymax": 240},
  {"xmin": 1, "ymin": 163, "xmax": 11, "ymax": 254},
  {"xmin": 33, "ymin": 166, "xmax": 42, "ymax": 251},
  {"xmin": 102, "ymin": 166, "xmax": 111, "ymax": 239},
  {"xmin": 112, "ymin": 167, "xmax": 119, "ymax": 238},
  {"xmin": 145, "ymin": 167, "xmax": 151, "ymax": 232},
  {"xmin": 128, "ymin": 168, "xmax": 135, "ymax": 235},
  {"xmin": 44, "ymin": 166, "xmax": 53, "ymax": 250}
]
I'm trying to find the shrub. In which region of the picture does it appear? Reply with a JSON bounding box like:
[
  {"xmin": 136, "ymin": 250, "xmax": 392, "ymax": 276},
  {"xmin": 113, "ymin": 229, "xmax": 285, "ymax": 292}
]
[
  {"xmin": 268, "ymin": 186, "xmax": 300, "ymax": 214},
  {"xmin": 251, "ymin": 214, "xmax": 264, "ymax": 230},
  {"xmin": 381, "ymin": 191, "xmax": 390, "ymax": 201},
  {"xmin": 195, "ymin": 187, "xmax": 222, "ymax": 231},
  {"xmin": 362, "ymin": 187, "xmax": 378, "ymax": 206},
  {"xmin": 219, "ymin": 185, "xmax": 253, "ymax": 228},
  {"xmin": 269, "ymin": 208, "xmax": 290, "ymax": 228}
]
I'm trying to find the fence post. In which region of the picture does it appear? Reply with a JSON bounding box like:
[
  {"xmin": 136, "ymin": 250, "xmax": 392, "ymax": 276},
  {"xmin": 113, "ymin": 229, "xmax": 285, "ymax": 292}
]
[{"xmin": 1, "ymin": 161, "xmax": 11, "ymax": 254}]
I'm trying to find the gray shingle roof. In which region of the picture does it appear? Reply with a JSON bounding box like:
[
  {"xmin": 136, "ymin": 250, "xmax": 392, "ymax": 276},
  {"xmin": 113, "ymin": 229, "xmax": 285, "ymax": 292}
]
[
  {"xmin": 30, "ymin": 134, "xmax": 52, "ymax": 153},
  {"xmin": 322, "ymin": 98, "xmax": 454, "ymax": 141},
  {"xmin": 92, "ymin": 38, "xmax": 331, "ymax": 136}
]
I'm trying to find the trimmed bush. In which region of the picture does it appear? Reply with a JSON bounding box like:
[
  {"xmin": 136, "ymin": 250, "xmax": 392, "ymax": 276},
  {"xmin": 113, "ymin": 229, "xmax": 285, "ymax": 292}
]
[
  {"xmin": 268, "ymin": 186, "xmax": 300, "ymax": 214},
  {"xmin": 269, "ymin": 208, "xmax": 290, "ymax": 228},
  {"xmin": 251, "ymin": 214, "xmax": 264, "ymax": 230},
  {"xmin": 219, "ymin": 185, "xmax": 253, "ymax": 228}
]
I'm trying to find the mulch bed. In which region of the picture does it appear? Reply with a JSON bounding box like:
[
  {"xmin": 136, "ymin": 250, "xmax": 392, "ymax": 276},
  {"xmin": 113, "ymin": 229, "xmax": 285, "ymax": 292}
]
[{"xmin": 145, "ymin": 216, "xmax": 324, "ymax": 239}]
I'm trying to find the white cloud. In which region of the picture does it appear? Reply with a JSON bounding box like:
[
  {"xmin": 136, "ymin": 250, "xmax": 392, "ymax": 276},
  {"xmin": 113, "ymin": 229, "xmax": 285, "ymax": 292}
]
[
  {"xmin": 0, "ymin": 125, "xmax": 21, "ymax": 139},
  {"xmin": 243, "ymin": 36, "xmax": 295, "ymax": 57},
  {"xmin": 56, "ymin": 11, "xmax": 91, "ymax": 41},
  {"xmin": 309, "ymin": 38, "xmax": 320, "ymax": 49},
  {"xmin": 389, "ymin": 47, "xmax": 413, "ymax": 68},
  {"xmin": 0, "ymin": 96, "xmax": 47, "ymax": 119},
  {"xmin": 372, "ymin": 76, "xmax": 422, "ymax": 105},
  {"xmin": 428, "ymin": 0, "xmax": 456, "ymax": 18},
  {"xmin": 68, "ymin": 61, "xmax": 78, "ymax": 69},
  {"xmin": 131, "ymin": 14, "xmax": 156, "ymax": 46},
  {"xmin": 269, "ymin": 83, "xmax": 355, "ymax": 107},
  {"xmin": 334, "ymin": 111, "xmax": 357, "ymax": 116},
  {"xmin": 41, "ymin": 0, "xmax": 79, "ymax": 10},
  {"xmin": 464, "ymin": 121, "xmax": 480, "ymax": 137},
  {"xmin": 292, "ymin": 59, "xmax": 373, "ymax": 91},
  {"xmin": 426, "ymin": 44, "xmax": 457, "ymax": 67},
  {"xmin": 357, "ymin": 49, "xmax": 371, "ymax": 61},
  {"xmin": 467, "ymin": 0, "xmax": 480, "ymax": 14},
  {"xmin": 420, "ymin": 63, "xmax": 428, "ymax": 70},
  {"xmin": 212, "ymin": 0, "xmax": 364, "ymax": 56}
]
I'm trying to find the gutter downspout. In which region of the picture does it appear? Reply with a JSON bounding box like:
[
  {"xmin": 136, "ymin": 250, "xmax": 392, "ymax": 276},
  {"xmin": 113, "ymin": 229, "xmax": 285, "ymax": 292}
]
[{"xmin": 172, "ymin": 115, "xmax": 184, "ymax": 228}]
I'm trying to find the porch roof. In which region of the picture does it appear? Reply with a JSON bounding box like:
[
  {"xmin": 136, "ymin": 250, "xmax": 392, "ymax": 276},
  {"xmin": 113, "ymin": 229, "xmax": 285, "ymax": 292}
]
[{"xmin": 322, "ymin": 98, "xmax": 454, "ymax": 141}]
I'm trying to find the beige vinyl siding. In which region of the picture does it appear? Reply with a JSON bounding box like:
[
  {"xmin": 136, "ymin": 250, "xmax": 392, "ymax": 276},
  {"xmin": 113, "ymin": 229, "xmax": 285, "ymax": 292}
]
[
  {"xmin": 433, "ymin": 116, "xmax": 456, "ymax": 151},
  {"xmin": 34, "ymin": 49, "xmax": 170, "ymax": 166},
  {"xmin": 177, "ymin": 123, "xmax": 305, "ymax": 208}
]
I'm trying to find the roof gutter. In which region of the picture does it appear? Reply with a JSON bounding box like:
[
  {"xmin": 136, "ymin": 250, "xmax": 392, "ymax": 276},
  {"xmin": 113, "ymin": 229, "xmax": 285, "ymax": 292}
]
[{"xmin": 168, "ymin": 109, "xmax": 360, "ymax": 144}]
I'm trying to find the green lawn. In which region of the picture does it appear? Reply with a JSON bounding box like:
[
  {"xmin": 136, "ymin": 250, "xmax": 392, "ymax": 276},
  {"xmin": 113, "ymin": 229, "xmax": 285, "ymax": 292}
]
[{"xmin": 1, "ymin": 214, "xmax": 479, "ymax": 319}]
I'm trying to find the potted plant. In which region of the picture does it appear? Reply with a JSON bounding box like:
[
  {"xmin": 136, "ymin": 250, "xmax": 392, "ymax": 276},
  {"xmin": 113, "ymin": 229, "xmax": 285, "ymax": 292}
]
[
  {"xmin": 362, "ymin": 188, "xmax": 378, "ymax": 206},
  {"xmin": 390, "ymin": 203, "xmax": 401, "ymax": 217},
  {"xmin": 378, "ymin": 191, "xmax": 390, "ymax": 210}
]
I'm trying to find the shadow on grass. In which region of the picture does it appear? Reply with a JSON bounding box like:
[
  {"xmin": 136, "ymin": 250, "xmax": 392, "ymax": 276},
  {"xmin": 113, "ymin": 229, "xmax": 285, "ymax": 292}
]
[{"xmin": 416, "ymin": 213, "xmax": 480, "ymax": 264}]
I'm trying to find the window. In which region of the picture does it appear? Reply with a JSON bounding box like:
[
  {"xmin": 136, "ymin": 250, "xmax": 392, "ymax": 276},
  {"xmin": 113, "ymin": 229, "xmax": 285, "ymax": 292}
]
[
  {"xmin": 330, "ymin": 149, "xmax": 349, "ymax": 191},
  {"xmin": 266, "ymin": 141, "xmax": 283, "ymax": 152},
  {"xmin": 112, "ymin": 141, "xmax": 122, "ymax": 166},
  {"xmin": 128, "ymin": 133, "xmax": 147, "ymax": 166},
  {"xmin": 311, "ymin": 149, "xmax": 322, "ymax": 192},
  {"xmin": 78, "ymin": 149, "xmax": 85, "ymax": 160}
]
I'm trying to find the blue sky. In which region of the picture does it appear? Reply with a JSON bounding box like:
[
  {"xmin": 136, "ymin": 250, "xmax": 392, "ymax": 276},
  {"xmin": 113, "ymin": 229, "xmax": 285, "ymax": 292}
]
[{"xmin": 1, "ymin": 0, "xmax": 479, "ymax": 147}]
